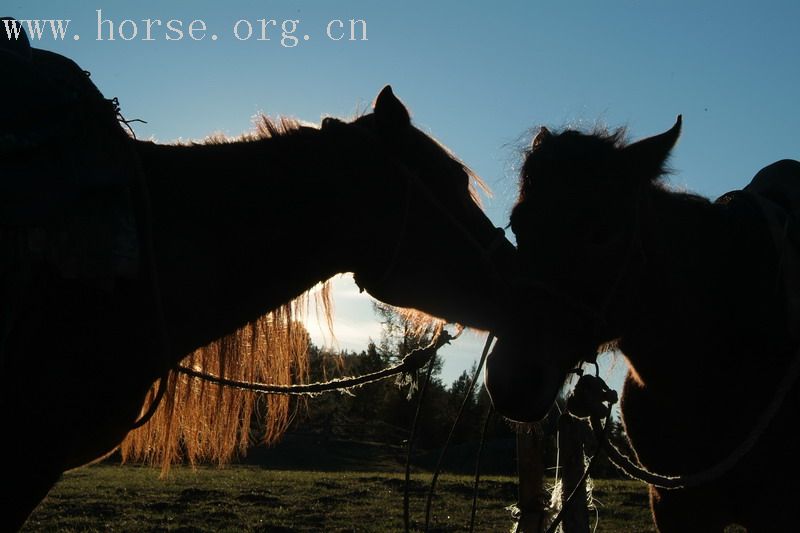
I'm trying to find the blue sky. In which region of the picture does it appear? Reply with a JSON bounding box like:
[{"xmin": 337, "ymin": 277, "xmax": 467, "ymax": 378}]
[{"xmin": 8, "ymin": 1, "xmax": 799, "ymax": 386}]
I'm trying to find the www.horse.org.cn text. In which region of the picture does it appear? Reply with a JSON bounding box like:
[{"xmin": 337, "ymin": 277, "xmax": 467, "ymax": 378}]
[{"xmin": 2, "ymin": 10, "xmax": 368, "ymax": 47}]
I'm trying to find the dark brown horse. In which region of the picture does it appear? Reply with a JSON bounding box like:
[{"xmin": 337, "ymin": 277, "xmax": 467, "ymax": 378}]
[
  {"xmin": 485, "ymin": 118, "xmax": 800, "ymax": 531},
  {"xmin": 0, "ymin": 78, "xmax": 522, "ymax": 529}
]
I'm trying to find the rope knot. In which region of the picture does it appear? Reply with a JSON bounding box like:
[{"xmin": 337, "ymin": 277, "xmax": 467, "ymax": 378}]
[
  {"xmin": 396, "ymin": 331, "xmax": 454, "ymax": 394},
  {"xmin": 398, "ymin": 330, "xmax": 454, "ymax": 372}
]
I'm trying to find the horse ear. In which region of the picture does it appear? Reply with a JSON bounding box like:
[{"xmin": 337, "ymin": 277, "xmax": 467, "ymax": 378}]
[
  {"xmin": 532, "ymin": 126, "xmax": 551, "ymax": 150},
  {"xmin": 374, "ymin": 85, "xmax": 410, "ymax": 131},
  {"xmin": 622, "ymin": 115, "xmax": 682, "ymax": 179}
]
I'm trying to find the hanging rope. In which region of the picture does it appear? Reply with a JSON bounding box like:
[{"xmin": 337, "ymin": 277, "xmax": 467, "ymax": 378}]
[
  {"xmin": 544, "ymin": 411, "xmax": 612, "ymax": 533},
  {"xmin": 526, "ymin": 369, "xmax": 615, "ymax": 533},
  {"xmin": 469, "ymin": 405, "xmax": 495, "ymax": 533},
  {"xmin": 592, "ymin": 337, "xmax": 800, "ymax": 490},
  {"xmin": 423, "ymin": 333, "xmax": 495, "ymax": 531},
  {"xmin": 546, "ymin": 339, "xmax": 800, "ymax": 529},
  {"xmin": 404, "ymin": 352, "xmax": 438, "ymax": 533}
]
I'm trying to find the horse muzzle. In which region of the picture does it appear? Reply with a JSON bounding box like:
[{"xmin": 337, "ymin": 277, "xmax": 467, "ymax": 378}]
[{"xmin": 484, "ymin": 335, "xmax": 567, "ymax": 423}]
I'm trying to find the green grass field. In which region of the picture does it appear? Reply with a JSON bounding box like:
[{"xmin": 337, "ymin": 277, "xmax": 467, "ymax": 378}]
[{"xmin": 22, "ymin": 465, "xmax": 654, "ymax": 532}]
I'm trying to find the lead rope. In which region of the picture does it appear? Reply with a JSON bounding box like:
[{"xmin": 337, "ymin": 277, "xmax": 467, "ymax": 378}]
[
  {"xmin": 544, "ymin": 411, "xmax": 612, "ymax": 533},
  {"xmin": 423, "ymin": 333, "xmax": 495, "ymax": 531},
  {"xmin": 599, "ymin": 336, "xmax": 800, "ymax": 489},
  {"xmin": 175, "ymin": 331, "xmax": 454, "ymax": 396},
  {"xmin": 545, "ymin": 338, "xmax": 800, "ymax": 533},
  {"xmin": 404, "ymin": 351, "xmax": 438, "ymax": 533},
  {"xmin": 469, "ymin": 404, "xmax": 495, "ymax": 533},
  {"xmin": 544, "ymin": 369, "xmax": 616, "ymax": 533},
  {"xmin": 599, "ymin": 189, "xmax": 800, "ymax": 489}
]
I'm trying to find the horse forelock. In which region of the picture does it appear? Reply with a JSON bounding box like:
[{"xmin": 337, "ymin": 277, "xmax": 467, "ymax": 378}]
[{"xmin": 521, "ymin": 126, "xmax": 629, "ymax": 190}]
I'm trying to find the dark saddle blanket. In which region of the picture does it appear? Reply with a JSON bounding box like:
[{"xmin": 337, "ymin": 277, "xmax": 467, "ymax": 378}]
[
  {"xmin": 745, "ymin": 160, "xmax": 800, "ymax": 217},
  {"xmin": 740, "ymin": 159, "xmax": 800, "ymax": 340},
  {"xmin": 1, "ymin": 17, "xmax": 139, "ymax": 282}
]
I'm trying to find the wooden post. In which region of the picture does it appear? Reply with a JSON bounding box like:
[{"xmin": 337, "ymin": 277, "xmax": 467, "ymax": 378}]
[
  {"xmin": 557, "ymin": 414, "xmax": 590, "ymax": 533},
  {"xmin": 514, "ymin": 427, "xmax": 547, "ymax": 532}
]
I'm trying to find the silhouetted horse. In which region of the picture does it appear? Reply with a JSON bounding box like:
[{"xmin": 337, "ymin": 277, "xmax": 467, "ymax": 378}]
[
  {"xmin": 1, "ymin": 60, "xmax": 521, "ymax": 531},
  {"xmin": 486, "ymin": 118, "xmax": 800, "ymax": 531}
]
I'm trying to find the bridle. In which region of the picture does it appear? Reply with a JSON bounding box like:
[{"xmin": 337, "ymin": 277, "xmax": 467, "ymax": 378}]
[
  {"xmin": 336, "ymin": 121, "xmax": 517, "ymax": 306},
  {"xmin": 356, "ymin": 179, "xmax": 514, "ymax": 303},
  {"xmin": 513, "ymin": 182, "xmax": 650, "ymax": 352}
]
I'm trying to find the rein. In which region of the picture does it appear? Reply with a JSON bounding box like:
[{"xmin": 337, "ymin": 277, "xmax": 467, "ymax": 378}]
[
  {"xmin": 526, "ymin": 180, "xmax": 800, "ymax": 533},
  {"xmin": 542, "ymin": 186, "xmax": 800, "ymax": 528},
  {"xmin": 173, "ymin": 330, "xmax": 456, "ymax": 396},
  {"xmin": 595, "ymin": 188, "xmax": 800, "ymax": 490},
  {"xmin": 553, "ymin": 341, "xmax": 800, "ymax": 495}
]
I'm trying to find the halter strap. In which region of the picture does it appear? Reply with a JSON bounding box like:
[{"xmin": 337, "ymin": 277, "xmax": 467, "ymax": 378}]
[
  {"xmin": 514, "ymin": 186, "xmax": 649, "ymax": 342},
  {"xmin": 352, "ymin": 150, "xmax": 515, "ymax": 304}
]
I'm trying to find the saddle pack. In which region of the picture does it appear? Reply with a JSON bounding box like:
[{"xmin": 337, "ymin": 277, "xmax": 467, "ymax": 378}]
[{"xmin": 1, "ymin": 17, "xmax": 140, "ymax": 283}]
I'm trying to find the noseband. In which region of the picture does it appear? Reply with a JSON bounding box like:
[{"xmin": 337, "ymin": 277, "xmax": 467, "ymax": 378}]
[{"xmin": 349, "ymin": 135, "xmax": 515, "ymax": 304}]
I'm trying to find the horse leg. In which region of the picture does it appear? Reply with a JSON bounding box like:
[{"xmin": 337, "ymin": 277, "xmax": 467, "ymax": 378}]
[
  {"xmin": 0, "ymin": 467, "xmax": 60, "ymax": 532},
  {"xmin": 649, "ymin": 486, "xmax": 729, "ymax": 533}
]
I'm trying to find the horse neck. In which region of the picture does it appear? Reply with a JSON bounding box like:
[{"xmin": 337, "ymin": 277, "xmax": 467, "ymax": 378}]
[
  {"xmin": 617, "ymin": 185, "xmax": 788, "ymax": 387},
  {"xmin": 135, "ymin": 132, "xmax": 378, "ymax": 360}
]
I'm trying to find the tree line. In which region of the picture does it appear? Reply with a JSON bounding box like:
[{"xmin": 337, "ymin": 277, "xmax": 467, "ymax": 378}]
[{"xmin": 253, "ymin": 302, "xmax": 633, "ymax": 478}]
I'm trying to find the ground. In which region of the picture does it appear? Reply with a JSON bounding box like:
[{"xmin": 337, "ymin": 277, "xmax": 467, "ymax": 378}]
[{"xmin": 23, "ymin": 465, "xmax": 654, "ymax": 532}]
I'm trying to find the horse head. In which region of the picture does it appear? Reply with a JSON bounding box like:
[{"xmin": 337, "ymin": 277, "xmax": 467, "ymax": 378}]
[
  {"xmin": 486, "ymin": 117, "xmax": 682, "ymax": 422},
  {"xmin": 322, "ymin": 86, "xmax": 519, "ymax": 333}
]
